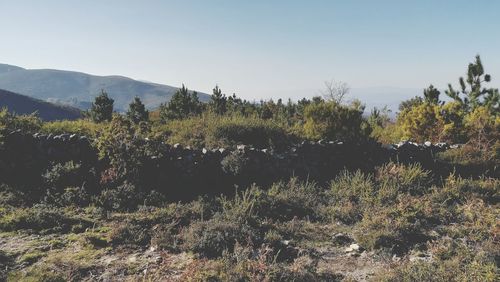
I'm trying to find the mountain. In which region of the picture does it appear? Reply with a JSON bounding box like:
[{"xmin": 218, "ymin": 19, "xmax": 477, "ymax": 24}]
[
  {"xmin": 0, "ymin": 64, "xmax": 210, "ymax": 112},
  {"xmin": 0, "ymin": 88, "xmax": 81, "ymax": 121}
]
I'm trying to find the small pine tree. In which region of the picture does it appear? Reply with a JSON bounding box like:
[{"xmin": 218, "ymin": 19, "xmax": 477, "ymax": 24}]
[
  {"xmin": 90, "ymin": 90, "xmax": 114, "ymax": 123},
  {"xmin": 127, "ymin": 97, "xmax": 149, "ymax": 124},
  {"xmin": 209, "ymin": 85, "xmax": 227, "ymax": 115},
  {"xmin": 159, "ymin": 84, "xmax": 202, "ymax": 122},
  {"xmin": 423, "ymin": 85, "xmax": 441, "ymax": 105},
  {"xmin": 445, "ymin": 55, "xmax": 500, "ymax": 112}
]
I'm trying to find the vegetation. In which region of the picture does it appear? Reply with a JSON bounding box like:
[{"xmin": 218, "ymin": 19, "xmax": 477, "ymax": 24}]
[
  {"xmin": 88, "ymin": 90, "xmax": 114, "ymax": 123},
  {"xmin": 0, "ymin": 55, "xmax": 498, "ymax": 280}
]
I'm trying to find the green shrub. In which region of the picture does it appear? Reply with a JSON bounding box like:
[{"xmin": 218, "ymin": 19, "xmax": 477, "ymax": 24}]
[
  {"xmin": 43, "ymin": 161, "xmax": 85, "ymax": 192},
  {"xmin": 95, "ymin": 182, "xmax": 144, "ymax": 211},
  {"xmin": 220, "ymin": 150, "xmax": 250, "ymax": 176},
  {"xmin": 180, "ymin": 219, "xmax": 260, "ymax": 258},
  {"xmin": 217, "ymin": 187, "xmax": 261, "ymax": 224},
  {"xmin": 41, "ymin": 119, "xmax": 102, "ymax": 137},
  {"xmin": 375, "ymin": 163, "xmax": 432, "ymax": 202},
  {"xmin": 326, "ymin": 171, "xmax": 374, "ymax": 224},
  {"xmin": 59, "ymin": 187, "xmax": 91, "ymax": 207},
  {"xmin": 158, "ymin": 113, "xmax": 291, "ymax": 149},
  {"xmin": 355, "ymin": 196, "xmax": 438, "ymax": 254},
  {"xmin": 302, "ymin": 101, "xmax": 371, "ymax": 141},
  {"xmin": 0, "ymin": 184, "xmax": 26, "ymax": 206},
  {"xmin": 109, "ymin": 220, "xmax": 150, "ymax": 246},
  {"xmin": 0, "ymin": 204, "xmax": 91, "ymax": 233},
  {"xmin": 374, "ymin": 241, "xmax": 497, "ymax": 282},
  {"xmin": 264, "ymin": 178, "xmax": 324, "ymax": 221}
]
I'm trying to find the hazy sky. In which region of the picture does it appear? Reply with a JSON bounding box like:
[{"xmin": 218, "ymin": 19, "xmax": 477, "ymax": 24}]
[{"xmin": 1, "ymin": 0, "xmax": 499, "ymax": 100}]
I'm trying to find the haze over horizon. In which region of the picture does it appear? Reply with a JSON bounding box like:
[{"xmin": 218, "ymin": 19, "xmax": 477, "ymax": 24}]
[{"xmin": 1, "ymin": 0, "xmax": 499, "ymax": 101}]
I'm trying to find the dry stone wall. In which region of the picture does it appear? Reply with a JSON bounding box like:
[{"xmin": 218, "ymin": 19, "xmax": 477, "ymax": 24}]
[{"xmin": 0, "ymin": 130, "xmax": 469, "ymax": 199}]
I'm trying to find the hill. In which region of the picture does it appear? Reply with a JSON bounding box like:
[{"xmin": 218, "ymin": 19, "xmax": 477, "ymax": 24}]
[
  {"xmin": 0, "ymin": 89, "xmax": 81, "ymax": 121},
  {"xmin": 0, "ymin": 64, "xmax": 210, "ymax": 112}
]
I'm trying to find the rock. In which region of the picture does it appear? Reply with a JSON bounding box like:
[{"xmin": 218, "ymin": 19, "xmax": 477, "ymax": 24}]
[
  {"xmin": 202, "ymin": 148, "xmax": 208, "ymax": 154},
  {"xmin": 424, "ymin": 141, "xmax": 432, "ymax": 147},
  {"xmin": 345, "ymin": 243, "xmax": 363, "ymax": 253},
  {"xmin": 237, "ymin": 144, "xmax": 246, "ymax": 151},
  {"xmin": 281, "ymin": 240, "xmax": 291, "ymax": 246},
  {"xmin": 173, "ymin": 143, "xmax": 182, "ymax": 149}
]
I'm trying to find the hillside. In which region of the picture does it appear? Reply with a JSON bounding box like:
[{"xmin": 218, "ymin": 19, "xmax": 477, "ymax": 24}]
[
  {"xmin": 0, "ymin": 64, "xmax": 210, "ymax": 112},
  {"xmin": 0, "ymin": 89, "xmax": 81, "ymax": 121}
]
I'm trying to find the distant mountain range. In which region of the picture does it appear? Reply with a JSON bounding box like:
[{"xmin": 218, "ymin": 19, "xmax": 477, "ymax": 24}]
[
  {"xmin": 0, "ymin": 88, "xmax": 81, "ymax": 121},
  {"xmin": 0, "ymin": 64, "xmax": 210, "ymax": 112}
]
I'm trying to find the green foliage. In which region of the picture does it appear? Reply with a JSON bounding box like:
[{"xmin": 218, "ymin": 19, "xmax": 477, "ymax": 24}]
[
  {"xmin": 109, "ymin": 220, "xmax": 150, "ymax": 246},
  {"xmin": 264, "ymin": 178, "xmax": 324, "ymax": 221},
  {"xmin": 399, "ymin": 96, "xmax": 423, "ymax": 112},
  {"xmin": 159, "ymin": 84, "xmax": 202, "ymax": 121},
  {"xmin": 397, "ymin": 102, "xmax": 442, "ymax": 142},
  {"xmin": 209, "ymin": 85, "xmax": 227, "ymax": 115},
  {"xmin": 375, "ymin": 240, "xmax": 497, "ymax": 282},
  {"xmin": 423, "ymin": 84, "xmax": 441, "ymax": 104},
  {"xmin": 95, "ymin": 115, "xmax": 151, "ymax": 182},
  {"xmin": 126, "ymin": 96, "xmax": 149, "ymax": 124},
  {"xmin": 43, "ymin": 161, "xmax": 84, "ymax": 192},
  {"xmin": 355, "ymin": 196, "xmax": 436, "ymax": 253},
  {"xmin": 0, "ymin": 204, "xmax": 91, "ymax": 233},
  {"xmin": 326, "ymin": 170, "xmax": 375, "ymax": 224},
  {"xmin": 445, "ymin": 55, "xmax": 499, "ymax": 112},
  {"xmin": 95, "ymin": 182, "xmax": 143, "ymax": 211},
  {"xmin": 0, "ymin": 108, "xmax": 42, "ymax": 142},
  {"xmin": 89, "ymin": 90, "xmax": 114, "ymax": 123},
  {"xmin": 160, "ymin": 113, "xmax": 291, "ymax": 149},
  {"xmin": 302, "ymin": 101, "xmax": 371, "ymax": 141},
  {"xmin": 180, "ymin": 219, "xmax": 259, "ymax": 258},
  {"xmin": 41, "ymin": 119, "xmax": 102, "ymax": 137}
]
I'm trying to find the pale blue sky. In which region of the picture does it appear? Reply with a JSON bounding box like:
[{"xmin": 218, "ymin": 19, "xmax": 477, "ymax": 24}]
[{"xmin": 0, "ymin": 0, "xmax": 499, "ymax": 100}]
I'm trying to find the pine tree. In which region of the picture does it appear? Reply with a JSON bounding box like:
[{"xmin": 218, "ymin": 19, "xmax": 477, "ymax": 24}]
[
  {"xmin": 209, "ymin": 85, "xmax": 227, "ymax": 115},
  {"xmin": 445, "ymin": 55, "xmax": 500, "ymax": 112},
  {"xmin": 423, "ymin": 85, "xmax": 441, "ymax": 105},
  {"xmin": 159, "ymin": 84, "xmax": 202, "ymax": 122},
  {"xmin": 127, "ymin": 97, "xmax": 149, "ymax": 124},
  {"xmin": 89, "ymin": 90, "xmax": 114, "ymax": 123}
]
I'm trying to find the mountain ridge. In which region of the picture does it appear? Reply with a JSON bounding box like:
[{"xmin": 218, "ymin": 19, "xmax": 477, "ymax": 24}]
[
  {"xmin": 0, "ymin": 88, "xmax": 82, "ymax": 121},
  {"xmin": 0, "ymin": 63, "xmax": 210, "ymax": 112}
]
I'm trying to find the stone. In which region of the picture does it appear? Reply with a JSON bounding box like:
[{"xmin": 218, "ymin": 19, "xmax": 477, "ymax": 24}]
[
  {"xmin": 345, "ymin": 243, "xmax": 362, "ymax": 253},
  {"xmin": 424, "ymin": 141, "xmax": 432, "ymax": 147}
]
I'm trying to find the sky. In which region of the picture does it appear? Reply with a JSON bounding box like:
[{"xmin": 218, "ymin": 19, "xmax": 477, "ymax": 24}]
[{"xmin": 0, "ymin": 0, "xmax": 499, "ymax": 101}]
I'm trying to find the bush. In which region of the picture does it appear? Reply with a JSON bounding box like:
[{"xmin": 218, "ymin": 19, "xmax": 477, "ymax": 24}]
[
  {"xmin": 397, "ymin": 102, "xmax": 443, "ymax": 142},
  {"xmin": 302, "ymin": 101, "xmax": 371, "ymax": 142},
  {"xmin": 41, "ymin": 119, "xmax": 102, "ymax": 138},
  {"xmin": 326, "ymin": 170, "xmax": 375, "ymax": 224},
  {"xmin": 180, "ymin": 219, "xmax": 260, "ymax": 258},
  {"xmin": 0, "ymin": 204, "xmax": 91, "ymax": 233},
  {"xmin": 264, "ymin": 178, "xmax": 324, "ymax": 221},
  {"xmin": 43, "ymin": 161, "xmax": 87, "ymax": 192},
  {"xmin": 109, "ymin": 220, "xmax": 150, "ymax": 246},
  {"xmin": 375, "ymin": 163, "xmax": 432, "ymax": 201},
  {"xmin": 374, "ymin": 241, "xmax": 497, "ymax": 282},
  {"xmin": 355, "ymin": 196, "xmax": 437, "ymax": 254},
  {"xmin": 95, "ymin": 182, "xmax": 144, "ymax": 211},
  {"xmin": 158, "ymin": 113, "xmax": 291, "ymax": 149}
]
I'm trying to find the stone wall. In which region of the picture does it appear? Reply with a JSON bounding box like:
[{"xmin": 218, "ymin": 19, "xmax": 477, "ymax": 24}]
[{"xmin": 0, "ymin": 130, "xmax": 471, "ymax": 199}]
